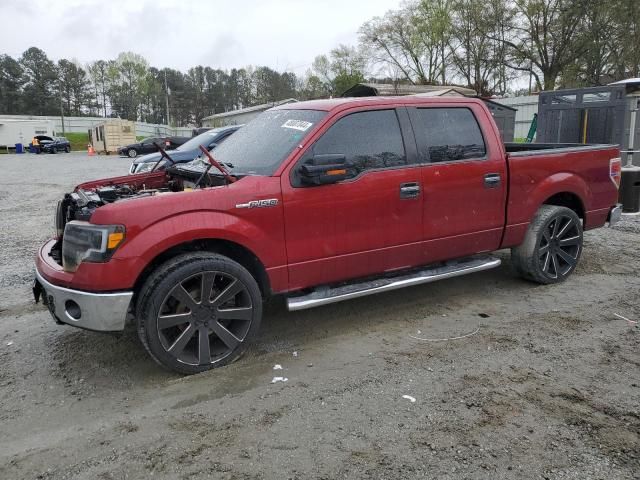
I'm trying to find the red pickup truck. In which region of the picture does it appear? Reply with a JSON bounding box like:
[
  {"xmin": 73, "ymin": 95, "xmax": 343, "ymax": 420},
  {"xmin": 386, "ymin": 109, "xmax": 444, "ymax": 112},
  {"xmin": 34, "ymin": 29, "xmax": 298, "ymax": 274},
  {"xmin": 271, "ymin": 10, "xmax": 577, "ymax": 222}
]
[{"xmin": 34, "ymin": 96, "xmax": 623, "ymax": 374}]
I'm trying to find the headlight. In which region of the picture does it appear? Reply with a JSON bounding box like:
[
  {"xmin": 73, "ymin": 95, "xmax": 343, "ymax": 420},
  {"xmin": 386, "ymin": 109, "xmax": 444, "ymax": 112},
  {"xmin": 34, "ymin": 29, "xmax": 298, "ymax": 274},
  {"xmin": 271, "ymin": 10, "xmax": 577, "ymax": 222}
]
[
  {"xmin": 62, "ymin": 221, "xmax": 125, "ymax": 272},
  {"xmin": 135, "ymin": 161, "xmax": 162, "ymax": 174}
]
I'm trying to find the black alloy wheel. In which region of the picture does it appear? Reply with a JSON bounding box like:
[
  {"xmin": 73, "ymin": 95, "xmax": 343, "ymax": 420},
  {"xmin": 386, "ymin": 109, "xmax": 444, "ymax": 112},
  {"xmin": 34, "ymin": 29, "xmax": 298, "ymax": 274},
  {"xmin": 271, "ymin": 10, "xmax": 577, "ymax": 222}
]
[
  {"xmin": 511, "ymin": 205, "xmax": 583, "ymax": 284},
  {"xmin": 157, "ymin": 271, "xmax": 253, "ymax": 366},
  {"xmin": 537, "ymin": 213, "xmax": 581, "ymax": 279},
  {"xmin": 136, "ymin": 253, "xmax": 262, "ymax": 374}
]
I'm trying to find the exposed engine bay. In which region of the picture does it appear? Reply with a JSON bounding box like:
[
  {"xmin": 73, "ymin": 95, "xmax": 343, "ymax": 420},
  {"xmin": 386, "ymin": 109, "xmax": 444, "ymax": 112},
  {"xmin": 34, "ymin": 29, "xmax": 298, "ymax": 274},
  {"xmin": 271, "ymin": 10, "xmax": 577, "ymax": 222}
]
[
  {"xmin": 50, "ymin": 163, "xmax": 233, "ymax": 265},
  {"xmin": 56, "ymin": 167, "xmax": 230, "ymax": 230}
]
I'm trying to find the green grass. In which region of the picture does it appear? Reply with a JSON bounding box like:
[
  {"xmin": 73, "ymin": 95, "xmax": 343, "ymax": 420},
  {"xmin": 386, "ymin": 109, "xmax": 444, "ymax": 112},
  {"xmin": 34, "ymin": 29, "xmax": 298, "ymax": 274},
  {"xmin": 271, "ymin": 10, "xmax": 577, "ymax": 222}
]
[{"xmin": 64, "ymin": 132, "xmax": 90, "ymax": 151}]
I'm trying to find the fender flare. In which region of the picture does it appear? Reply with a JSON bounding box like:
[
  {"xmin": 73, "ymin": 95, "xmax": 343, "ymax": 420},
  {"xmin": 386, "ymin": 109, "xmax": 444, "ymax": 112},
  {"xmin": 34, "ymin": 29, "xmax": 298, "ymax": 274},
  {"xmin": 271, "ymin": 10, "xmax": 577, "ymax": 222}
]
[
  {"xmin": 523, "ymin": 172, "xmax": 589, "ymax": 222},
  {"xmin": 115, "ymin": 211, "xmax": 275, "ymax": 285}
]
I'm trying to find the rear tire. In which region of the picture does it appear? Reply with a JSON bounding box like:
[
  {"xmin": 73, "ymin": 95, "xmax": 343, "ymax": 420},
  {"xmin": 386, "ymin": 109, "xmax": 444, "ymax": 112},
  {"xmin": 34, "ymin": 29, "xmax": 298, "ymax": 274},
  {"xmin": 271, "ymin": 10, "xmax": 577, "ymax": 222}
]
[
  {"xmin": 136, "ymin": 253, "xmax": 262, "ymax": 374},
  {"xmin": 511, "ymin": 205, "xmax": 583, "ymax": 284},
  {"xmin": 65, "ymin": 146, "xmax": 70, "ymax": 153}
]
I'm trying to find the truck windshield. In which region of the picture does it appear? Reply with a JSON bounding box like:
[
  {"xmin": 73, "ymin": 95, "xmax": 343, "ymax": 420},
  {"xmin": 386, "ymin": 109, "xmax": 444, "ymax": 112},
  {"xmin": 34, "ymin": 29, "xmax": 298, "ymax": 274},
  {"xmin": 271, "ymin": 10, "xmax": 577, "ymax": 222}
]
[{"xmin": 211, "ymin": 109, "xmax": 326, "ymax": 175}]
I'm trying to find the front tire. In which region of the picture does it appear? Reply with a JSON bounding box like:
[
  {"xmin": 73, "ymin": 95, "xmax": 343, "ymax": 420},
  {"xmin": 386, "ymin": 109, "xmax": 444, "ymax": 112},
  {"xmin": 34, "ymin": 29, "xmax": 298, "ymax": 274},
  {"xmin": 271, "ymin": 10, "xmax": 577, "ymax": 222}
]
[
  {"xmin": 64, "ymin": 146, "xmax": 70, "ymax": 153},
  {"xmin": 128, "ymin": 148, "xmax": 138, "ymax": 158},
  {"xmin": 136, "ymin": 253, "xmax": 262, "ymax": 374},
  {"xmin": 511, "ymin": 205, "xmax": 583, "ymax": 284}
]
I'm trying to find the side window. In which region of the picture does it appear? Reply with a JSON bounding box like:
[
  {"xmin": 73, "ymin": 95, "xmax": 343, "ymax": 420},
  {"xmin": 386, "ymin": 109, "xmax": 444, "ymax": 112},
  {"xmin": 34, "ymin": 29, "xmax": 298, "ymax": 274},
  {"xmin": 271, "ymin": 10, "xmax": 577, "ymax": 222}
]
[
  {"xmin": 312, "ymin": 109, "xmax": 406, "ymax": 175},
  {"xmin": 415, "ymin": 108, "xmax": 486, "ymax": 163}
]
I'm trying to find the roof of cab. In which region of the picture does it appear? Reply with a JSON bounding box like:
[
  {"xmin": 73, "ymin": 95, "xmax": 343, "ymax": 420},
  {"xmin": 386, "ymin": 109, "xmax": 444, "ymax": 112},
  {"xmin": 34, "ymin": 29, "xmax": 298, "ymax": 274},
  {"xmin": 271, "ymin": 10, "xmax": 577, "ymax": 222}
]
[{"xmin": 274, "ymin": 95, "xmax": 484, "ymax": 112}]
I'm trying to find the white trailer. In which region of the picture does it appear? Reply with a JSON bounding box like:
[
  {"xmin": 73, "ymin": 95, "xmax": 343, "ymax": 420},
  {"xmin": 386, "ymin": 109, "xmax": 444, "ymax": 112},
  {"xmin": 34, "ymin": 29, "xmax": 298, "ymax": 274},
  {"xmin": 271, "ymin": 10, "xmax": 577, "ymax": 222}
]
[{"xmin": 0, "ymin": 119, "xmax": 55, "ymax": 149}]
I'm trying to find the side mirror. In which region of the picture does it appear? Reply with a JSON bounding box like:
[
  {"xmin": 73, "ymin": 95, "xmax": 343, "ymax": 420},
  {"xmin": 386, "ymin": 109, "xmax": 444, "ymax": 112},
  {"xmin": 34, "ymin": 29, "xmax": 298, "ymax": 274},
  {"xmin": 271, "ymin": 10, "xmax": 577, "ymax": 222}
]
[{"xmin": 299, "ymin": 154, "xmax": 352, "ymax": 186}]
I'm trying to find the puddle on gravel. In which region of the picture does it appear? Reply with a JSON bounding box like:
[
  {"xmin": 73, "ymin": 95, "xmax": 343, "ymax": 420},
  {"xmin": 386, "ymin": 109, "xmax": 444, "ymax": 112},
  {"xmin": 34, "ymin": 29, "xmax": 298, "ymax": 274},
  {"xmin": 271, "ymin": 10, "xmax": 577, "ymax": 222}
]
[{"xmin": 167, "ymin": 361, "xmax": 275, "ymax": 409}]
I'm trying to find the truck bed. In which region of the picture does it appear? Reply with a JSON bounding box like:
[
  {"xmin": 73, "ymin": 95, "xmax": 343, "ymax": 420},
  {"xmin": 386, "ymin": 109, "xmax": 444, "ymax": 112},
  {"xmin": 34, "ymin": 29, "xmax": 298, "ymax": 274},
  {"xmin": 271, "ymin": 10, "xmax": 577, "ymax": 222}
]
[
  {"xmin": 501, "ymin": 143, "xmax": 620, "ymax": 249},
  {"xmin": 505, "ymin": 142, "xmax": 618, "ymax": 156}
]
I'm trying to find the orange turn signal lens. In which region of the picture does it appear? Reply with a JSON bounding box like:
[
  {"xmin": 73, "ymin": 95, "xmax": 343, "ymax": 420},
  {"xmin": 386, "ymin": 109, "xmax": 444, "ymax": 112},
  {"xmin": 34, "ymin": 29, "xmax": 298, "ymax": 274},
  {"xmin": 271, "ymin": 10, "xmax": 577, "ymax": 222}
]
[
  {"xmin": 107, "ymin": 231, "xmax": 125, "ymax": 249},
  {"xmin": 326, "ymin": 169, "xmax": 347, "ymax": 176}
]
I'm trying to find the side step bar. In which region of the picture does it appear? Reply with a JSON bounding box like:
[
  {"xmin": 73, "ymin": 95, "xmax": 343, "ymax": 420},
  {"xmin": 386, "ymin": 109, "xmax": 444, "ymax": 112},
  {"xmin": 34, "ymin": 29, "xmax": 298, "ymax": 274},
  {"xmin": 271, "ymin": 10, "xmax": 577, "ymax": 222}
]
[{"xmin": 287, "ymin": 256, "xmax": 501, "ymax": 311}]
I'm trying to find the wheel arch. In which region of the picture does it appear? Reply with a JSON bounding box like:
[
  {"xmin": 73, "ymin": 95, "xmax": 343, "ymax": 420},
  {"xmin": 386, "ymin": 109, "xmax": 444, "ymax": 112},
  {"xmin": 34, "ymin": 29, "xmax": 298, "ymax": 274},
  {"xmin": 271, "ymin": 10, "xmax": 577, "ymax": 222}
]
[
  {"xmin": 132, "ymin": 238, "xmax": 271, "ymax": 302},
  {"xmin": 526, "ymin": 172, "xmax": 589, "ymax": 225},
  {"xmin": 542, "ymin": 191, "xmax": 585, "ymax": 220}
]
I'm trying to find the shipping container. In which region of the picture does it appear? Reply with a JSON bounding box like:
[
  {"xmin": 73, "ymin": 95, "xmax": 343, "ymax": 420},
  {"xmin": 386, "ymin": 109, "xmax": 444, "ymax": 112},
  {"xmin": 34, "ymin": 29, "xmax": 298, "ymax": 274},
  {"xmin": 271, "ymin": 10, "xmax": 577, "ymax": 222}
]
[{"xmin": 88, "ymin": 119, "xmax": 136, "ymax": 154}]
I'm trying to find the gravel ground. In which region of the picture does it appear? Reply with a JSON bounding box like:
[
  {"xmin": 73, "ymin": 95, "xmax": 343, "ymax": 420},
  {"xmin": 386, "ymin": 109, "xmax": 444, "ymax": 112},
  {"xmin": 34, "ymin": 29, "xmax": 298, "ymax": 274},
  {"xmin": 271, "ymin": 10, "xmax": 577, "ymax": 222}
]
[{"xmin": 0, "ymin": 152, "xmax": 639, "ymax": 480}]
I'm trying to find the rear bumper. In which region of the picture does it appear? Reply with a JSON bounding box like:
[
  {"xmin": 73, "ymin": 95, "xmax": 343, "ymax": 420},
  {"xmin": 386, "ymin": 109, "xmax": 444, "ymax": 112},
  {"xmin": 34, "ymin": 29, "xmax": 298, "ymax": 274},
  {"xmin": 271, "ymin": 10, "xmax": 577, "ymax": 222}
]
[{"xmin": 608, "ymin": 204, "xmax": 623, "ymax": 226}]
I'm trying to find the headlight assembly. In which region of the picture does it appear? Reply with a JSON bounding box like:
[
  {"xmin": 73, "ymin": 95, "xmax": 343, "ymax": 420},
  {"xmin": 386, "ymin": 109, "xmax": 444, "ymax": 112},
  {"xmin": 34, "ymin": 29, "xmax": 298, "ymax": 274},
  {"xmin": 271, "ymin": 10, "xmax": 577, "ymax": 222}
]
[
  {"xmin": 62, "ymin": 221, "xmax": 125, "ymax": 272},
  {"xmin": 135, "ymin": 161, "xmax": 162, "ymax": 173}
]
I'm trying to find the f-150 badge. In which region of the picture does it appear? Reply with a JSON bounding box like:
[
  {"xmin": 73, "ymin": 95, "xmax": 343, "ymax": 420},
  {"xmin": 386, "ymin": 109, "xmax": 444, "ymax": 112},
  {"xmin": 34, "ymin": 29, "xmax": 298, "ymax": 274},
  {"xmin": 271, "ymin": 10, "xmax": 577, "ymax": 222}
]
[{"xmin": 235, "ymin": 199, "xmax": 279, "ymax": 209}]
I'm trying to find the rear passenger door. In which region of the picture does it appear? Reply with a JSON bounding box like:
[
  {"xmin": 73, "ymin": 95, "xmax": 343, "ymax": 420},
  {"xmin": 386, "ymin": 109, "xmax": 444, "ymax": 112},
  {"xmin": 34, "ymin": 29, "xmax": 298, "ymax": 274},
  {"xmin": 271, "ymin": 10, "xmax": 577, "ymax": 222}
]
[
  {"xmin": 281, "ymin": 107, "xmax": 424, "ymax": 290},
  {"xmin": 408, "ymin": 105, "xmax": 507, "ymax": 263}
]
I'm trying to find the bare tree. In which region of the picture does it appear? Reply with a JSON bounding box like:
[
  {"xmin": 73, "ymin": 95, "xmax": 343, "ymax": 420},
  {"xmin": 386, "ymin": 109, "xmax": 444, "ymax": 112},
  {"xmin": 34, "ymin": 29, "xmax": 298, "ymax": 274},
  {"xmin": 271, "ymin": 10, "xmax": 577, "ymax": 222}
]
[
  {"xmin": 501, "ymin": 0, "xmax": 590, "ymax": 91},
  {"xmin": 359, "ymin": 2, "xmax": 451, "ymax": 85}
]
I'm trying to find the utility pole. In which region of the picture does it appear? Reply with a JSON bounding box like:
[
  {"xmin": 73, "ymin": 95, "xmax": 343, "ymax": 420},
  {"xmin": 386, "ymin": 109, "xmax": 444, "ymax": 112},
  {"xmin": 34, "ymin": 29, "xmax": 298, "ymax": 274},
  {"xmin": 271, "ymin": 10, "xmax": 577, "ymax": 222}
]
[
  {"xmin": 164, "ymin": 70, "xmax": 171, "ymax": 127},
  {"xmin": 59, "ymin": 82, "xmax": 65, "ymax": 135}
]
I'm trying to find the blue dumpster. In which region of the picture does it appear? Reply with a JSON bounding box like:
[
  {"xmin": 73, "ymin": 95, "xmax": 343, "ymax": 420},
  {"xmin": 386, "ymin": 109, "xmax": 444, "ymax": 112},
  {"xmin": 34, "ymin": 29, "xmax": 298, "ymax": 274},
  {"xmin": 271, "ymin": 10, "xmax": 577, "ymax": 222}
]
[{"xmin": 15, "ymin": 143, "xmax": 24, "ymax": 154}]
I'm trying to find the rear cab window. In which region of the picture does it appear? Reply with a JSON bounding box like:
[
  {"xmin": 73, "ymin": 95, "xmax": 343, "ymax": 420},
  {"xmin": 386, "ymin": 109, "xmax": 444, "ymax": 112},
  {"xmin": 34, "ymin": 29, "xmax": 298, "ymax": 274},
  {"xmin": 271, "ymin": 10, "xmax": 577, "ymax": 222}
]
[{"xmin": 411, "ymin": 108, "xmax": 486, "ymax": 163}]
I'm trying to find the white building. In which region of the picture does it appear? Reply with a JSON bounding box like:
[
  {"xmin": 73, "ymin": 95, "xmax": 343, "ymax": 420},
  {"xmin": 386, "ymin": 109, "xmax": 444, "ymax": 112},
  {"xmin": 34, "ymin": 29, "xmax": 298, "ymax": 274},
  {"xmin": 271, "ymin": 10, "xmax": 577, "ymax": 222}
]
[
  {"xmin": 0, "ymin": 119, "xmax": 55, "ymax": 148},
  {"xmin": 493, "ymin": 95, "xmax": 539, "ymax": 140}
]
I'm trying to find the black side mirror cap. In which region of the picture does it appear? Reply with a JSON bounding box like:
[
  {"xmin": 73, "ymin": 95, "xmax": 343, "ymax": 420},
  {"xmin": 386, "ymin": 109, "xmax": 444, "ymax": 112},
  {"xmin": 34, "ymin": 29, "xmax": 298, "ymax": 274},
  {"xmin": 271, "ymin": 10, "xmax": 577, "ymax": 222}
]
[{"xmin": 299, "ymin": 154, "xmax": 353, "ymax": 186}]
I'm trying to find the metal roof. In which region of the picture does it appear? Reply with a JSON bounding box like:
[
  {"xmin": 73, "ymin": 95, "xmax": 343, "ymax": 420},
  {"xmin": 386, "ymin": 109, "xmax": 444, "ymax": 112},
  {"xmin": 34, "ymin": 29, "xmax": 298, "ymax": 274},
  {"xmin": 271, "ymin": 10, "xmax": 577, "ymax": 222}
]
[
  {"xmin": 609, "ymin": 78, "xmax": 640, "ymax": 86},
  {"xmin": 341, "ymin": 82, "xmax": 477, "ymax": 97},
  {"xmin": 276, "ymin": 95, "xmax": 489, "ymax": 112},
  {"xmin": 202, "ymin": 98, "xmax": 298, "ymax": 121}
]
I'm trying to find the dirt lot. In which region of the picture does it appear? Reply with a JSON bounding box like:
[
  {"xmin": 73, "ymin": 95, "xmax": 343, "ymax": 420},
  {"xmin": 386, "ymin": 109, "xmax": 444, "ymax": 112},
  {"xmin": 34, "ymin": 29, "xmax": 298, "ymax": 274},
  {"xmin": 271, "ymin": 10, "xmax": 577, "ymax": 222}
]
[{"xmin": 0, "ymin": 152, "xmax": 638, "ymax": 479}]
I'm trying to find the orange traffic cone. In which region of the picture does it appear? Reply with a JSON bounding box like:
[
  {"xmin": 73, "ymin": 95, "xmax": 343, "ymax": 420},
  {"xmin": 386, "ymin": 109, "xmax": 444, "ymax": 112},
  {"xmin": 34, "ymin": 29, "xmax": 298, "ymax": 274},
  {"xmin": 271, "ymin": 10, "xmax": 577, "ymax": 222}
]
[{"xmin": 87, "ymin": 144, "xmax": 95, "ymax": 156}]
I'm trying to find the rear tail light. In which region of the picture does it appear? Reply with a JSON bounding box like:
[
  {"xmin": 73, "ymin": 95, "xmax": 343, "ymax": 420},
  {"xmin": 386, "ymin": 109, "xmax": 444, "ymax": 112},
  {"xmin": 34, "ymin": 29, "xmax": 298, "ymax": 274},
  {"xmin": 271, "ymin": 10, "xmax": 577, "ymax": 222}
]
[{"xmin": 610, "ymin": 157, "xmax": 622, "ymax": 189}]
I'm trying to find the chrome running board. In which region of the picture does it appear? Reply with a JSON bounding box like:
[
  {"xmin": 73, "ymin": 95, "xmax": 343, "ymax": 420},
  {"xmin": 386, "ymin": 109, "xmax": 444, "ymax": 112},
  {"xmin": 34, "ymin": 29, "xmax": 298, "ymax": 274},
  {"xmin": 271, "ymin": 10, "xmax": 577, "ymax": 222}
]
[{"xmin": 287, "ymin": 256, "xmax": 501, "ymax": 311}]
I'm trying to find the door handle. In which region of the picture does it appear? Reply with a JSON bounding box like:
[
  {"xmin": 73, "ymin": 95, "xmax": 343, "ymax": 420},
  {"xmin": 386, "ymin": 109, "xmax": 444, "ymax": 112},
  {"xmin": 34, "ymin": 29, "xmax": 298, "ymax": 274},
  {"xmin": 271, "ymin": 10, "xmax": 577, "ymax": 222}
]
[
  {"xmin": 400, "ymin": 182, "xmax": 421, "ymax": 199},
  {"xmin": 484, "ymin": 173, "xmax": 501, "ymax": 188}
]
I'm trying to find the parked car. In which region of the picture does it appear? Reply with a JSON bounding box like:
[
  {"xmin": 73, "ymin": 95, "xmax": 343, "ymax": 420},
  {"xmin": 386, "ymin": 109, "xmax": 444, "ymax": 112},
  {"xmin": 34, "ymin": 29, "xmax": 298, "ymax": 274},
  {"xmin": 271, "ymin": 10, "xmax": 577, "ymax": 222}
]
[
  {"xmin": 36, "ymin": 135, "xmax": 71, "ymax": 154},
  {"xmin": 129, "ymin": 126, "xmax": 240, "ymax": 174},
  {"xmin": 34, "ymin": 96, "xmax": 622, "ymax": 374},
  {"xmin": 117, "ymin": 136, "xmax": 189, "ymax": 158}
]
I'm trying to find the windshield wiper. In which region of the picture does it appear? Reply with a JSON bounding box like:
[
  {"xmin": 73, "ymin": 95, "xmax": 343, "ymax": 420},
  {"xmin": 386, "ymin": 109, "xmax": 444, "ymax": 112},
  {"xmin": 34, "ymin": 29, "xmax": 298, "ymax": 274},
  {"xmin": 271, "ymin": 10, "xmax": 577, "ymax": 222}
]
[
  {"xmin": 150, "ymin": 142, "xmax": 176, "ymax": 172},
  {"xmin": 198, "ymin": 145, "xmax": 237, "ymax": 184}
]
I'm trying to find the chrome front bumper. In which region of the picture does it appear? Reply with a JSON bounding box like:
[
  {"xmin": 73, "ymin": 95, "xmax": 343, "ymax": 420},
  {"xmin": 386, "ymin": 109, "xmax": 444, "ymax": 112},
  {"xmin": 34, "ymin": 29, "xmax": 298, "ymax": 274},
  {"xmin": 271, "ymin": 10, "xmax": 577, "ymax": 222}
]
[
  {"xmin": 34, "ymin": 269, "xmax": 133, "ymax": 332},
  {"xmin": 608, "ymin": 204, "xmax": 623, "ymax": 226}
]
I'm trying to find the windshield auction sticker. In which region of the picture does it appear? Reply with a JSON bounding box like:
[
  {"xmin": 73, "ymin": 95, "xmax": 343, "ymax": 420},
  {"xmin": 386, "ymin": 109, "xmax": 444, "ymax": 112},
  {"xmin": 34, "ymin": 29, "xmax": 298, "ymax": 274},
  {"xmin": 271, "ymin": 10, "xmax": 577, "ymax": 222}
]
[{"xmin": 281, "ymin": 119, "xmax": 313, "ymax": 131}]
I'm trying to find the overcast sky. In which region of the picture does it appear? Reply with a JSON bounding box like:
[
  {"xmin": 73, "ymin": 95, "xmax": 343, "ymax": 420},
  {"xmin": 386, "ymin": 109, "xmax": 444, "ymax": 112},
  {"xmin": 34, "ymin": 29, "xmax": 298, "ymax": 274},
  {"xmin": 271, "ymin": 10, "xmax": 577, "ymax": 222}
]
[{"xmin": 0, "ymin": 0, "xmax": 402, "ymax": 74}]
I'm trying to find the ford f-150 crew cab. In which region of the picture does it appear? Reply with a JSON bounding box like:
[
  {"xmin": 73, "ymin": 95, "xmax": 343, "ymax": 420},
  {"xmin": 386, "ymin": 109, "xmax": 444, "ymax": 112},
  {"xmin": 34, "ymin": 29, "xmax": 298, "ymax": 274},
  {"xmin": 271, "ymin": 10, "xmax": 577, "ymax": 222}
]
[{"xmin": 33, "ymin": 96, "xmax": 623, "ymax": 374}]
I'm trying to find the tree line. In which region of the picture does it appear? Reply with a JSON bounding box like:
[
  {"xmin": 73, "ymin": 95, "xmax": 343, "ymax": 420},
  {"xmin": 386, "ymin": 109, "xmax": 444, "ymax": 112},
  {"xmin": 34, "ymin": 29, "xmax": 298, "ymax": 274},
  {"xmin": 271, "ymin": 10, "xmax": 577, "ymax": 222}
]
[
  {"xmin": 0, "ymin": 0, "xmax": 638, "ymax": 126},
  {"xmin": 0, "ymin": 48, "xmax": 303, "ymax": 125},
  {"xmin": 360, "ymin": 0, "xmax": 639, "ymax": 95}
]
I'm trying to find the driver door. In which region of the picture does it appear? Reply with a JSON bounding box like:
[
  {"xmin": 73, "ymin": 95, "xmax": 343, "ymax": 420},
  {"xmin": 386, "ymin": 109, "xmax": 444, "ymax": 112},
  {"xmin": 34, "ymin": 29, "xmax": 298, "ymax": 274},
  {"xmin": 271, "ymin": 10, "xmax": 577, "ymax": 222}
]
[{"xmin": 281, "ymin": 107, "xmax": 423, "ymax": 291}]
